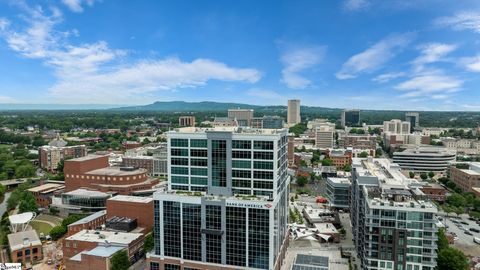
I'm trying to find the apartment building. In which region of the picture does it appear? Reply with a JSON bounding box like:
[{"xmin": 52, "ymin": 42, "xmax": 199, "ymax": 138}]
[
  {"xmin": 179, "ymin": 116, "xmax": 196, "ymax": 127},
  {"xmin": 39, "ymin": 144, "xmax": 86, "ymax": 172},
  {"xmin": 350, "ymin": 158, "xmax": 438, "ymax": 270},
  {"xmin": 147, "ymin": 126, "xmax": 289, "ymax": 270}
]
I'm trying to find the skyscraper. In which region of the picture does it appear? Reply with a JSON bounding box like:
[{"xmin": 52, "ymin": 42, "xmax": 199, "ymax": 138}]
[
  {"xmin": 341, "ymin": 109, "xmax": 360, "ymax": 127},
  {"xmin": 350, "ymin": 157, "xmax": 438, "ymax": 270},
  {"xmin": 287, "ymin": 99, "xmax": 301, "ymax": 125},
  {"xmin": 405, "ymin": 112, "xmax": 420, "ymax": 131},
  {"xmin": 147, "ymin": 127, "xmax": 290, "ymax": 270}
]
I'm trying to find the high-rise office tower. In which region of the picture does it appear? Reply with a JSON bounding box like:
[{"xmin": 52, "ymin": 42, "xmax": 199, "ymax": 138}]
[
  {"xmin": 405, "ymin": 112, "xmax": 420, "ymax": 132},
  {"xmin": 287, "ymin": 99, "xmax": 301, "ymax": 125},
  {"xmin": 147, "ymin": 127, "xmax": 290, "ymax": 270},
  {"xmin": 341, "ymin": 109, "xmax": 360, "ymax": 127},
  {"xmin": 227, "ymin": 108, "xmax": 254, "ymax": 127},
  {"xmin": 350, "ymin": 157, "xmax": 438, "ymax": 270},
  {"xmin": 383, "ymin": 119, "xmax": 411, "ymax": 134}
]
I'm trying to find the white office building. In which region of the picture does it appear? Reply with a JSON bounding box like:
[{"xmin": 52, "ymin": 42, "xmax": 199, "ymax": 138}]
[
  {"xmin": 287, "ymin": 99, "xmax": 301, "ymax": 125},
  {"xmin": 392, "ymin": 147, "xmax": 456, "ymax": 172},
  {"xmin": 147, "ymin": 127, "xmax": 289, "ymax": 270}
]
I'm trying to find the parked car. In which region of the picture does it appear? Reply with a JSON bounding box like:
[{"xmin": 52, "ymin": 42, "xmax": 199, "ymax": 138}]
[
  {"xmin": 465, "ymin": 231, "xmax": 473, "ymax": 236},
  {"xmin": 460, "ymin": 221, "xmax": 469, "ymax": 225},
  {"xmin": 470, "ymin": 228, "xmax": 480, "ymax": 233}
]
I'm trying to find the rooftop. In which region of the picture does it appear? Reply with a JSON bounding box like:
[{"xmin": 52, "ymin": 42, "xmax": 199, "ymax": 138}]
[
  {"xmin": 108, "ymin": 195, "xmax": 153, "ymax": 204},
  {"xmin": 86, "ymin": 166, "xmax": 148, "ymax": 176},
  {"xmin": 327, "ymin": 177, "xmax": 351, "ymax": 185},
  {"xmin": 28, "ymin": 183, "xmax": 64, "ymax": 193},
  {"xmin": 314, "ymin": 223, "xmax": 338, "ymax": 234},
  {"xmin": 64, "ymin": 188, "xmax": 111, "ymax": 198},
  {"xmin": 68, "ymin": 210, "xmax": 107, "ymax": 227},
  {"xmin": 69, "ymin": 155, "xmax": 106, "ymax": 162},
  {"xmin": 7, "ymin": 230, "xmax": 41, "ymax": 251},
  {"xmin": 353, "ymin": 157, "xmax": 410, "ymax": 187},
  {"xmin": 84, "ymin": 245, "xmax": 124, "ymax": 257},
  {"xmin": 169, "ymin": 126, "xmax": 287, "ymax": 135},
  {"xmin": 66, "ymin": 229, "xmax": 143, "ymax": 245}
]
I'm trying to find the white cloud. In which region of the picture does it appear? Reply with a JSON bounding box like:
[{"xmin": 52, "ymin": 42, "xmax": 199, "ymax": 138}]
[
  {"xmin": 62, "ymin": 0, "xmax": 97, "ymax": 13},
  {"xmin": 372, "ymin": 72, "xmax": 405, "ymax": 83},
  {"xmin": 0, "ymin": 4, "xmax": 261, "ymax": 104},
  {"xmin": 395, "ymin": 73, "xmax": 463, "ymax": 98},
  {"xmin": 412, "ymin": 43, "xmax": 457, "ymax": 72},
  {"xmin": 335, "ymin": 33, "xmax": 414, "ymax": 79},
  {"xmin": 0, "ymin": 96, "xmax": 16, "ymax": 103},
  {"xmin": 343, "ymin": 0, "xmax": 369, "ymax": 11},
  {"xmin": 435, "ymin": 11, "xmax": 480, "ymax": 34},
  {"xmin": 280, "ymin": 46, "xmax": 326, "ymax": 89},
  {"xmin": 461, "ymin": 55, "xmax": 480, "ymax": 72},
  {"xmin": 0, "ymin": 18, "xmax": 9, "ymax": 31}
]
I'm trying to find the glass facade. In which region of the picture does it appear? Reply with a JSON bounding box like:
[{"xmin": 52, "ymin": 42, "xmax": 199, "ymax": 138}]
[
  {"xmin": 182, "ymin": 204, "xmax": 201, "ymax": 261},
  {"xmin": 226, "ymin": 207, "xmax": 247, "ymax": 266},
  {"xmin": 211, "ymin": 140, "xmax": 227, "ymax": 187},
  {"xmin": 248, "ymin": 208, "xmax": 270, "ymax": 269},
  {"xmin": 163, "ymin": 201, "xmax": 181, "ymax": 257},
  {"xmin": 61, "ymin": 193, "xmax": 110, "ymax": 208},
  {"xmin": 205, "ymin": 205, "xmax": 222, "ymax": 264}
]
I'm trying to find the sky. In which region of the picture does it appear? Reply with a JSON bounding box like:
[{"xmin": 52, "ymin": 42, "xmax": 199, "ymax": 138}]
[{"xmin": 0, "ymin": 0, "xmax": 480, "ymax": 110}]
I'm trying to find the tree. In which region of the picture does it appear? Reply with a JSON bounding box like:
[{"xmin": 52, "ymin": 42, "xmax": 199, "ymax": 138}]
[
  {"xmin": 289, "ymin": 123, "xmax": 307, "ymax": 137},
  {"xmin": 50, "ymin": 225, "xmax": 67, "ymax": 240},
  {"xmin": 343, "ymin": 164, "xmax": 351, "ymax": 172},
  {"xmin": 437, "ymin": 247, "xmax": 469, "ymax": 270},
  {"xmin": 110, "ymin": 250, "xmax": 131, "ymax": 270},
  {"xmin": 321, "ymin": 158, "xmax": 333, "ymax": 166},
  {"xmin": 359, "ymin": 151, "xmax": 369, "ymax": 158},
  {"xmin": 15, "ymin": 164, "xmax": 35, "ymax": 178},
  {"xmin": 420, "ymin": 173, "xmax": 428, "ymax": 180},
  {"xmin": 144, "ymin": 233, "xmax": 154, "ymax": 253},
  {"xmin": 428, "ymin": 171, "xmax": 435, "ymax": 178},
  {"xmin": 19, "ymin": 192, "xmax": 37, "ymax": 213},
  {"xmin": 437, "ymin": 228, "xmax": 449, "ymax": 251},
  {"xmin": 296, "ymin": 176, "xmax": 308, "ymax": 187},
  {"xmin": 446, "ymin": 193, "xmax": 467, "ymax": 208},
  {"xmin": 409, "ymin": 172, "xmax": 415, "ymax": 179}
]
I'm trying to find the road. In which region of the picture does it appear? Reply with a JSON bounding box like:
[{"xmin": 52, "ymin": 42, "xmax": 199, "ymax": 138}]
[{"xmin": 442, "ymin": 217, "xmax": 480, "ymax": 256}]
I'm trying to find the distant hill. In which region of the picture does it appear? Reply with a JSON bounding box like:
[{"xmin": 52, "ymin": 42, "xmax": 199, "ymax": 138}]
[
  {"xmin": 114, "ymin": 101, "xmax": 283, "ymax": 112},
  {"xmin": 0, "ymin": 103, "xmax": 120, "ymax": 110}
]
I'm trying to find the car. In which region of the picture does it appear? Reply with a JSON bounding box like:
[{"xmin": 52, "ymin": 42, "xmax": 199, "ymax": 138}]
[
  {"xmin": 470, "ymin": 228, "xmax": 480, "ymax": 233},
  {"xmin": 438, "ymin": 217, "xmax": 443, "ymax": 221},
  {"xmin": 469, "ymin": 217, "xmax": 476, "ymax": 221},
  {"xmin": 451, "ymin": 220, "xmax": 459, "ymax": 224},
  {"xmin": 465, "ymin": 231, "xmax": 473, "ymax": 236},
  {"xmin": 460, "ymin": 221, "xmax": 469, "ymax": 225}
]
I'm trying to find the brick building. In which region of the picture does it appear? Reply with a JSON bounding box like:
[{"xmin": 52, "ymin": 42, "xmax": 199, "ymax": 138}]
[
  {"xmin": 64, "ymin": 155, "xmax": 158, "ymax": 195},
  {"xmin": 67, "ymin": 210, "xmax": 107, "ymax": 236},
  {"xmin": 450, "ymin": 163, "xmax": 480, "ymax": 193},
  {"xmin": 419, "ymin": 183, "xmax": 447, "ymax": 202},
  {"xmin": 106, "ymin": 195, "xmax": 154, "ymax": 232},
  {"xmin": 27, "ymin": 183, "xmax": 64, "ymax": 208},
  {"xmin": 340, "ymin": 134, "xmax": 376, "ymax": 151},
  {"xmin": 39, "ymin": 145, "xmax": 86, "ymax": 172},
  {"xmin": 178, "ymin": 116, "xmax": 195, "ymax": 127},
  {"xmin": 8, "ymin": 230, "xmax": 43, "ymax": 264},
  {"xmin": 122, "ymin": 141, "xmax": 142, "ymax": 150}
]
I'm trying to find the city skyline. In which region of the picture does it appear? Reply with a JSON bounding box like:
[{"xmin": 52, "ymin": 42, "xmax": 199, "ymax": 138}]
[{"xmin": 0, "ymin": 0, "xmax": 480, "ymax": 110}]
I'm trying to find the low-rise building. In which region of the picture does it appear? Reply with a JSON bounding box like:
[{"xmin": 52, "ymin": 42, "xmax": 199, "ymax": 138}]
[
  {"xmin": 8, "ymin": 230, "xmax": 43, "ymax": 265},
  {"xmin": 392, "ymin": 147, "xmax": 456, "ymax": 172},
  {"xmin": 327, "ymin": 149, "xmax": 351, "ymax": 168},
  {"xmin": 106, "ymin": 195, "xmax": 154, "ymax": 233},
  {"xmin": 67, "ymin": 210, "xmax": 107, "ymax": 236},
  {"xmin": 27, "ymin": 183, "xmax": 64, "ymax": 208},
  {"xmin": 52, "ymin": 189, "xmax": 112, "ymax": 216},
  {"xmin": 39, "ymin": 144, "xmax": 86, "ymax": 172},
  {"xmin": 450, "ymin": 162, "xmax": 480, "ymax": 193},
  {"xmin": 419, "ymin": 183, "xmax": 447, "ymax": 202},
  {"xmin": 326, "ymin": 177, "xmax": 350, "ymax": 209},
  {"xmin": 178, "ymin": 116, "xmax": 195, "ymax": 127},
  {"xmin": 340, "ymin": 134, "xmax": 376, "ymax": 151},
  {"xmin": 122, "ymin": 141, "xmax": 142, "ymax": 150}
]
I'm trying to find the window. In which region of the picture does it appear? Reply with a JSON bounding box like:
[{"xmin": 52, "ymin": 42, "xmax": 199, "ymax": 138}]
[
  {"xmin": 165, "ymin": 264, "xmax": 181, "ymax": 270},
  {"xmin": 17, "ymin": 251, "xmax": 22, "ymax": 257},
  {"xmin": 171, "ymin": 148, "xmax": 188, "ymax": 157},
  {"xmin": 171, "ymin": 185, "xmax": 188, "ymax": 190},
  {"xmin": 191, "ymin": 168, "xmax": 207, "ymax": 176},
  {"xmin": 190, "ymin": 139, "xmax": 207, "ymax": 148},
  {"xmin": 232, "ymin": 150, "xmax": 251, "ymax": 159},
  {"xmin": 233, "ymin": 179, "xmax": 251, "ymax": 188},
  {"xmin": 254, "ymin": 141, "xmax": 273, "ymax": 150},
  {"xmin": 211, "ymin": 140, "xmax": 227, "ymax": 187},
  {"xmin": 190, "ymin": 149, "xmax": 207, "ymax": 157},
  {"xmin": 232, "ymin": 160, "xmax": 251, "ymax": 169},
  {"xmin": 254, "ymin": 161, "xmax": 273, "ymax": 170},
  {"xmin": 253, "ymin": 171, "xmax": 273, "ymax": 180},
  {"xmin": 232, "ymin": 170, "xmax": 251, "ymax": 179},
  {"xmin": 171, "ymin": 138, "xmax": 188, "ymax": 147},
  {"xmin": 191, "ymin": 158, "xmax": 207, "ymax": 167},
  {"xmin": 232, "ymin": 140, "xmax": 251, "ymax": 149},
  {"xmin": 150, "ymin": 262, "xmax": 159, "ymax": 270},
  {"xmin": 171, "ymin": 166, "xmax": 188, "ymax": 175},
  {"xmin": 191, "ymin": 177, "xmax": 207, "ymax": 185},
  {"xmin": 253, "ymin": 181, "xmax": 273, "ymax": 189},
  {"xmin": 254, "ymin": 151, "xmax": 273, "ymax": 160},
  {"xmin": 171, "ymin": 176, "xmax": 188, "ymax": 184},
  {"xmin": 171, "ymin": 158, "xmax": 188, "ymax": 166}
]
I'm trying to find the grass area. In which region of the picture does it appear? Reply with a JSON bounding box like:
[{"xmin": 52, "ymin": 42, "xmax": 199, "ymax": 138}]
[
  {"xmin": 30, "ymin": 220, "xmax": 53, "ymax": 236},
  {"xmin": 37, "ymin": 214, "xmax": 63, "ymax": 225},
  {"xmin": 0, "ymin": 144, "xmax": 11, "ymax": 150}
]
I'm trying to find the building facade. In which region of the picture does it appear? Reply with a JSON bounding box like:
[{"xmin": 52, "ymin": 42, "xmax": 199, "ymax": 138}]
[
  {"xmin": 315, "ymin": 126, "xmax": 334, "ymax": 149},
  {"xmin": 350, "ymin": 158, "xmax": 438, "ymax": 270},
  {"xmin": 405, "ymin": 112, "xmax": 419, "ymax": 131},
  {"xmin": 341, "ymin": 109, "xmax": 360, "ymax": 127},
  {"xmin": 147, "ymin": 127, "xmax": 290, "ymax": 270},
  {"xmin": 326, "ymin": 177, "xmax": 350, "ymax": 209},
  {"xmin": 340, "ymin": 134, "xmax": 376, "ymax": 151},
  {"xmin": 287, "ymin": 99, "xmax": 301, "ymax": 125},
  {"xmin": 450, "ymin": 163, "xmax": 480, "ymax": 193},
  {"xmin": 383, "ymin": 119, "xmax": 411, "ymax": 134},
  {"xmin": 179, "ymin": 116, "xmax": 196, "ymax": 127},
  {"xmin": 227, "ymin": 109, "xmax": 254, "ymax": 127},
  {"xmin": 392, "ymin": 147, "xmax": 456, "ymax": 172},
  {"xmin": 39, "ymin": 145, "xmax": 86, "ymax": 172}
]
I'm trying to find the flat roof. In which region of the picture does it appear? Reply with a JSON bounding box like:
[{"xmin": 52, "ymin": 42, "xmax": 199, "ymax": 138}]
[
  {"xmin": 169, "ymin": 126, "xmax": 287, "ymax": 135},
  {"xmin": 84, "ymin": 245, "xmax": 124, "ymax": 257},
  {"xmin": 108, "ymin": 195, "xmax": 153, "ymax": 204},
  {"xmin": 66, "ymin": 230, "xmax": 143, "ymax": 245},
  {"xmin": 86, "ymin": 167, "xmax": 147, "ymax": 176},
  {"xmin": 314, "ymin": 223, "xmax": 338, "ymax": 234},
  {"xmin": 327, "ymin": 177, "xmax": 350, "ymax": 185},
  {"xmin": 68, "ymin": 210, "xmax": 107, "ymax": 227},
  {"xmin": 8, "ymin": 230, "xmax": 41, "ymax": 251},
  {"xmin": 69, "ymin": 155, "xmax": 105, "ymax": 162},
  {"xmin": 64, "ymin": 188, "xmax": 111, "ymax": 198},
  {"xmin": 28, "ymin": 183, "xmax": 64, "ymax": 193},
  {"xmin": 9, "ymin": 212, "xmax": 34, "ymax": 224}
]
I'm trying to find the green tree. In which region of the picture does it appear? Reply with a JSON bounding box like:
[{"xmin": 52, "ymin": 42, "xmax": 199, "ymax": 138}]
[
  {"xmin": 144, "ymin": 233, "xmax": 154, "ymax": 253},
  {"xmin": 359, "ymin": 151, "xmax": 369, "ymax": 158},
  {"xmin": 15, "ymin": 164, "xmax": 35, "ymax": 178},
  {"xmin": 409, "ymin": 171, "xmax": 415, "ymax": 178},
  {"xmin": 446, "ymin": 193, "xmax": 467, "ymax": 208},
  {"xmin": 49, "ymin": 225, "xmax": 67, "ymax": 240},
  {"xmin": 343, "ymin": 164, "xmax": 351, "ymax": 172},
  {"xmin": 296, "ymin": 176, "xmax": 308, "ymax": 187},
  {"xmin": 289, "ymin": 123, "xmax": 307, "ymax": 137},
  {"xmin": 19, "ymin": 192, "xmax": 37, "ymax": 213},
  {"xmin": 437, "ymin": 247, "xmax": 469, "ymax": 270},
  {"xmin": 428, "ymin": 171, "xmax": 435, "ymax": 178},
  {"xmin": 110, "ymin": 250, "xmax": 131, "ymax": 270},
  {"xmin": 321, "ymin": 158, "xmax": 333, "ymax": 166},
  {"xmin": 437, "ymin": 228, "xmax": 449, "ymax": 251},
  {"xmin": 420, "ymin": 173, "xmax": 428, "ymax": 180}
]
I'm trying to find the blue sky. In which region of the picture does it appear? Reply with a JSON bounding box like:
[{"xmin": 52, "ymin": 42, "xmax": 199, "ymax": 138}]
[{"xmin": 0, "ymin": 0, "xmax": 480, "ymax": 110}]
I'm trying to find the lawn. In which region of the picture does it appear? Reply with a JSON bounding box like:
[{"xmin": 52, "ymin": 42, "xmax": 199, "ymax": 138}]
[{"xmin": 30, "ymin": 220, "xmax": 53, "ymax": 236}]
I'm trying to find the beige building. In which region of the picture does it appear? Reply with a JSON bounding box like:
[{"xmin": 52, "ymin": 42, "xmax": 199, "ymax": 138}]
[
  {"xmin": 383, "ymin": 119, "xmax": 411, "ymax": 134},
  {"xmin": 178, "ymin": 116, "xmax": 195, "ymax": 127},
  {"xmin": 450, "ymin": 162, "xmax": 480, "ymax": 193},
  {"xmin": 315, "ymin": 123, "xmax": 335, "ymax": 149},
  {"xmin": 227, "ymin": 108, "xmax": 254, "ymax": 126},
  {"xmin": 287, "ymin": 99, "xmax": 301, "ymax": 125}
]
